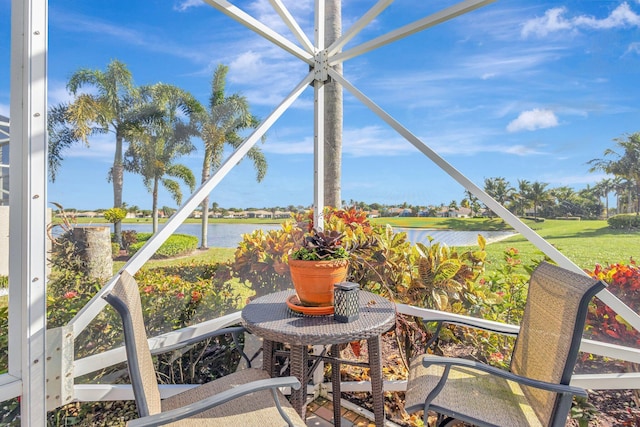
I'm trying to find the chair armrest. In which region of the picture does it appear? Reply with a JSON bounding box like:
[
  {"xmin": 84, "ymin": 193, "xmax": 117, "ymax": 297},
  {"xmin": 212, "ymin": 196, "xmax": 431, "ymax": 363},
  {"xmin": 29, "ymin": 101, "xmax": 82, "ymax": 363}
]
[
  {"xmin": 421, "ymin": 355, "xmax": 587, "ymax": 398},
  {"xmin": 127, "ymin": 376, "xmax": 302, "ymax": 427},
  {"xmin": 421, "ymin": 316, "xmax": 519, "ymax": 337},
  {"xmin": 420, "ymin": 316, "xmax": 518, "ymax": 352}
]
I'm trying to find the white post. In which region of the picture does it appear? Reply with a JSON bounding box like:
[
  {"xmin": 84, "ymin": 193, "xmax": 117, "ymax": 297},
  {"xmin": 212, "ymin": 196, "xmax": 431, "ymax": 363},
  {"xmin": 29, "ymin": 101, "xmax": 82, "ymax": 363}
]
[
  {"xmin": 313, "ymin": 0, "xmax": 325, "ymax": 230},
  {"xmin": 9, "ymin": 0, "xmax": 48, "ymax": 423}
]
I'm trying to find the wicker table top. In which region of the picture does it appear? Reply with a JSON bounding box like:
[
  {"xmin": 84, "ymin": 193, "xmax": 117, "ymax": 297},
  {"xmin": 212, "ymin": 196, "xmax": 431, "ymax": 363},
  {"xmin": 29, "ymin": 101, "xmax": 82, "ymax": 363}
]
[{"xmin": 241, "ymin": 290, "xmax": 396, "ymax": 346}]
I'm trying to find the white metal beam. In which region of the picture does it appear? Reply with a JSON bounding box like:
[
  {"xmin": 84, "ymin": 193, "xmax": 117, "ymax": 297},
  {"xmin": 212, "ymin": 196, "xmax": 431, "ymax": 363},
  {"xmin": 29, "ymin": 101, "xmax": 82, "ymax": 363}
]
[
  {"xmin": 269, "ymin": 0, "xmax": 315, "ymax": 54},
  {"xmin": 331, "ymin": 0, "xmax": 495, "ymax": 65},
  {"xmin": 326, "ymin": 0, "xmax": 393, "ymax": 58},
  {"xmin": 8, "ymin": 0, "xmax": 48, "ymax": 422},
  {"xmin": 202, "ymin": 0, "xmax": 314, "ymax": 64},
  {"xmin": 330, "ymin": 67, "xmax": 640, "ymax": 333},
  {"xmin": 313, "ymin": 0, "xmax": 325, "ymax": 230}
]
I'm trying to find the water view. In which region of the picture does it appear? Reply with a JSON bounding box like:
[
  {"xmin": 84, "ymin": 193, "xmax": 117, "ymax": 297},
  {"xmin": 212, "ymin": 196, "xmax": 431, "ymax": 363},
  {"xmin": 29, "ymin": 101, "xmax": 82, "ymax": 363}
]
[{"xmin": 122, "ymin": 223, "xmax": 515, "ymax": 248}]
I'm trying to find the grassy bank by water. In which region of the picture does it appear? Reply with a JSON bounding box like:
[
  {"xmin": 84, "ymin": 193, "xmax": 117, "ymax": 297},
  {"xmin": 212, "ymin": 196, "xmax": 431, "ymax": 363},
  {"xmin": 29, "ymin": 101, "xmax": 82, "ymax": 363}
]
[
  {"xmin": 477, "ymin": 218, "xmax": 639, "ymax": 271},
  {"xmin": 125, "ymin": 217, "xmax": 638, "ymax": 273}
]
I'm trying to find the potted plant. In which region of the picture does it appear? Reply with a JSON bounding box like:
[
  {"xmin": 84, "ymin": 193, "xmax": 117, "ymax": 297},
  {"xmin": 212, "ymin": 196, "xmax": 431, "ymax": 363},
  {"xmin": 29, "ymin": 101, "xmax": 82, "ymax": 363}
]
[{"xmin": 288, "ymin": 229, "xmax": 349, "ymax": 307}]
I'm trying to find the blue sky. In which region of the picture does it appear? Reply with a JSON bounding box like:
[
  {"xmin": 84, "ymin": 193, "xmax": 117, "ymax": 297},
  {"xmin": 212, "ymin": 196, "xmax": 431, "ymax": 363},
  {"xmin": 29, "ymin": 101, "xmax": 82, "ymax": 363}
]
[{"xmin": 1, "ymin": 0, "xmax": 639, "ymax": 210}]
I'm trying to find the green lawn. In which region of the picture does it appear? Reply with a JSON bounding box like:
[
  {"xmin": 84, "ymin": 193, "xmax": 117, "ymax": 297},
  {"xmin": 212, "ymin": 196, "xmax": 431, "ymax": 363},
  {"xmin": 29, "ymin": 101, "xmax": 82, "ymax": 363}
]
[
  {"xmin": 371, "ymin": 216, "xmax": 512, "ymax": 231},
  {"xmin": 479, "ymin": 219, "xmax": 639, "ymax": 271},
  {"xmin": 367, "ymin": 217, "xmax": 637, "ymax": 270}
]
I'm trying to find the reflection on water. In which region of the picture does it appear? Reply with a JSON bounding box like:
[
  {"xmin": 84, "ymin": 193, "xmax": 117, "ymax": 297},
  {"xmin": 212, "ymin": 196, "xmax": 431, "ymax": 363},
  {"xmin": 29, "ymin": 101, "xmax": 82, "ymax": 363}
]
[
  {"xmin": 121, "ymin": 223, "xmax": 515, "ymax": 249},
  {"xmin": 395, "ymin": 227, "xmax": 516, "ymax": 247}
]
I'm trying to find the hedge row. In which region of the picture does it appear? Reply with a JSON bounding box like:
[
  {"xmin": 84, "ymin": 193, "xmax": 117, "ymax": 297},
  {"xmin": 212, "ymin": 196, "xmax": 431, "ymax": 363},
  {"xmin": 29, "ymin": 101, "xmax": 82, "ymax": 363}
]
[
  {"xmin": 607, "ymin": 214, "xmax": 640, "ymax": 229},
  {"xmin": 128, "ymin": 233, "xmax": 199, "ymax": 258}
]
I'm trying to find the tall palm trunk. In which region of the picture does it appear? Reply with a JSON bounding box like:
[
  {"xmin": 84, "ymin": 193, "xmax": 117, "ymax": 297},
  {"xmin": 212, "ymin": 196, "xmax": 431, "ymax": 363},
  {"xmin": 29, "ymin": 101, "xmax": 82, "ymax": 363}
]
[
  {"xmin": 200, "ymin": 154, "xmax": 212, "ymax": 249},
  {"xmin": 152, "ymin": 178, "xmax": 160, "ymax": 234},
  {"xmin": 324, "ymin": 0, "xmax": 342, "ymax": 208},
  {"xmin": 113, "ymin": 134, "xmax": 125, "ymax": 246}
]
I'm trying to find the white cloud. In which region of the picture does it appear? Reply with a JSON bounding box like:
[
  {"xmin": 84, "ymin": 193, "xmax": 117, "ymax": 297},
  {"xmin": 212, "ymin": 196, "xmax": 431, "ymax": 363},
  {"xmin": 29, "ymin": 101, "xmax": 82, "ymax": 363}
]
[
  {"xmin": 63, "ymin": 133, "xmax": 115, "ymax": 162},
  {"xmin": 507, "ymin": 109, "xmax": 559, "ymax": 132},
  {"xmin": 522, "ymin": 8, "xmax": 573, "ymax": 38},
  {"xmin": 626, "ymin": 42, "xmax": 640, "ymax": 55},
  {"xmin": 174, "ymin": 0, "xmax": 205, "ymax": 12},
  {"xmin": 522, "ymin": 3, "xmax": 640, "ymax": 38},
  {"xmin": 263, "ymin": 126, "xmax": 415, "ymax": 157},
  {"xmin": 0, "ymin": 104, "xmax": 9, "ymax": 118},
  {"xmin": 574, "ymin": 3, "xmax": 640, "ymax": 29},
  {"xmin": 263, "ymin": 125, "xmax": 546, "ymax": 158},
  {"xmin": 47, "ymin": 81, "xmax": 74, "ymax": 106}
]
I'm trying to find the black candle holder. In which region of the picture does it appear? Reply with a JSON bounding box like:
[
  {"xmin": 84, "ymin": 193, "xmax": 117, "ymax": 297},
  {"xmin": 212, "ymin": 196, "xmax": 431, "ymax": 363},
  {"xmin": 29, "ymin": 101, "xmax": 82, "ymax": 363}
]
[{"xmin": 333, "ymin": 282, "xmax": 359, "ymax": 323}]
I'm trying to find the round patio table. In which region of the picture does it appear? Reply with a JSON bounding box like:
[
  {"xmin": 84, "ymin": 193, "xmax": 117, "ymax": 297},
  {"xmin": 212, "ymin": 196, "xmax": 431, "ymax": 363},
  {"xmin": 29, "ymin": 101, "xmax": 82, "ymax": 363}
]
[{"xmin": 241, "ymin": 289, "xmax": 396, "ymax": 427}]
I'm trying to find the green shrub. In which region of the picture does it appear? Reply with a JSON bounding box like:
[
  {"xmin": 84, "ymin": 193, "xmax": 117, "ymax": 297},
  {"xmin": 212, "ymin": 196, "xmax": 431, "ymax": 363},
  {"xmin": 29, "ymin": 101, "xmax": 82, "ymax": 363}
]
[
  {"xmin": 0, "ymin": 276, "xmax": 7, "ymax": 288},
  {"xmin": 111, "ymin": 242, "xmax": 121, "ymax": 257},
  {"xmin": 103, "ymin": 207, "xmax": 127, "ymax": 224},
  {"xmin": 128, "ymin": 233, "xmax": 198, "ymax": 259},
  {"xmin": 607, "ymin": 214, "xmax": 640, "ymax": 229},
  {"xmin": 36, "ymin": 245, "xmax": 241, "ymax": 426},
  {"xmin": 224, "ymin": 208, "xmax": 404, "ymax": 299}
]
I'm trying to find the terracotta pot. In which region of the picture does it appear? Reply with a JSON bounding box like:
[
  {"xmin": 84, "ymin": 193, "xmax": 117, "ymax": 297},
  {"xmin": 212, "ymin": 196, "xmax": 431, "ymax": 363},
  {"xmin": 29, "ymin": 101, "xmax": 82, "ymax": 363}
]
[{"xmin": 288, "ymin": 258, "xmax": 349, "ymax": 307}]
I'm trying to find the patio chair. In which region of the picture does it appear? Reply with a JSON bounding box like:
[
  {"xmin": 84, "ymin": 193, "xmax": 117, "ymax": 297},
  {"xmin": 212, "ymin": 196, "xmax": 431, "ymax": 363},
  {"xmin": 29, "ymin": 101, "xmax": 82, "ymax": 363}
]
[
  {"xmin": 103, "ymin": 270, "xmax": 305, "ymax": 427},
  {"xmin": 404, "ymin": 261, "xmax": 606, "ymax": 427}
]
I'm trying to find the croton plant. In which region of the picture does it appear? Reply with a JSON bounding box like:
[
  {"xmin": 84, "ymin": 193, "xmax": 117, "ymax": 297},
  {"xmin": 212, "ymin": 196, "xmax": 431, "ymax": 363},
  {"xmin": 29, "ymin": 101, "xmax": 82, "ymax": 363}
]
[{"xmin": 586, "ymin": 262, "xmax": 640, "ymax": 347}]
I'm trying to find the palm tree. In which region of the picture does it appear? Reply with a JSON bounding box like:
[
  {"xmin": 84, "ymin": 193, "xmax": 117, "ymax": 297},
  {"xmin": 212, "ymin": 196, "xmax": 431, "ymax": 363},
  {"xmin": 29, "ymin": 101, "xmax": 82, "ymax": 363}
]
[
  {"xmin": 463, "ymin": 189, "xmax": 480, "ymax": 217},
  {"xmin": 48, "ymin": 59, "xmax": 143, "ymax": 246},
  {"xmin": 588, "ymin": 132, "xmax": 640, "ymax": 213},
  {"xmin": 527, "ymin": 181, "xmax": 551, "ymax": 219},
  {"xmin": 483, "ymin": 177, "xmax": 515, "ymax": 217},
  {"xmin": 594, "ymin": 178, "xmax": 614, "ymax": 218},
  {"xmin": 612, "ymin": 176, "xmax": 634, "ymax": 214},
  {"xmin": 197, "ymin": 64, "xmax": 267, "ymax": 249},
  {"xmin": 515, "ymin": 179, "xmax": 531, "ymax": 216},
  {"xmin": 550, "ymin": 186, "xmax": 576, "ymax": 217},
  {"xmin": 124, "ymin": 83, "xmax": 199, "ymax": 233}
]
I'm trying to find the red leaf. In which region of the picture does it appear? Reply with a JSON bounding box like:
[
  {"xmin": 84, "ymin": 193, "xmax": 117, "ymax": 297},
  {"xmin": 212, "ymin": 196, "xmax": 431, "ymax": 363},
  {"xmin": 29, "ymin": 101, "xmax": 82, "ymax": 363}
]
[
  {"xmin": 350, "ymin": 340, "xmax": 362, "ymax": 357},
  {"xmin": 605, "ymin": 329, "xmax": 621, "ymax": 339}
]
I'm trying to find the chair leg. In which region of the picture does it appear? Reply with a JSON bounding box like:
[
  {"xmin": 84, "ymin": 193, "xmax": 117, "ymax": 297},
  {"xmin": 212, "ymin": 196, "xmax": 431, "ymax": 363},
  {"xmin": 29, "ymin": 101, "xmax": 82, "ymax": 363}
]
[
  {"xmin": 438, "ymin": 416, "xmax": 462, "ymax": 427},
  {"xmin": 330, "ymin": 344, "xmax": 342, "ymax": 427}
]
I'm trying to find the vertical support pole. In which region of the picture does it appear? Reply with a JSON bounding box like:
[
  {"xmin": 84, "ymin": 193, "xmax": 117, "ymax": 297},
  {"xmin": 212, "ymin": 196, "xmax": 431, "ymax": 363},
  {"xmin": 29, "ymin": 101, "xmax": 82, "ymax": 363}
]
[
  {"xmin": 313, "ymin": 0, "xmax": 325, "ymax": 230},
  {"xmin": 10, "ymin": 0, "xmax": 48, "ymax": 423}
]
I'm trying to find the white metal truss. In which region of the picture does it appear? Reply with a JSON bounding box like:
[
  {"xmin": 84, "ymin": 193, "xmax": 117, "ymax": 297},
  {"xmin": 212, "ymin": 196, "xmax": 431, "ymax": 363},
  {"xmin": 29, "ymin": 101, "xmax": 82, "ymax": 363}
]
[
  {"xmin": 4, "ymin": 0, "xmax": 48, "ymax": 423},
  {"xmin": 4, "ymin": 0, "xmax": 640, "ymax": 423},
  {"xmin": 0, "ymin": 116, "xmax": 9, "ymax": 200}
]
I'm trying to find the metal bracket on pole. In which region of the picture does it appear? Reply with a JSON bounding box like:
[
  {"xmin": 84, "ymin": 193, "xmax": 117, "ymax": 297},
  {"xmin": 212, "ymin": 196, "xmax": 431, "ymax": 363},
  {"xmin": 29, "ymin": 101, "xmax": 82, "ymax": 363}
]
[
  {"xmin": 314, "ymin": 49, "xmax": 329, "ymax": 83},
  {"xmin": 45, "ymin": 326, "xmax": 74, "ymax": 411}
]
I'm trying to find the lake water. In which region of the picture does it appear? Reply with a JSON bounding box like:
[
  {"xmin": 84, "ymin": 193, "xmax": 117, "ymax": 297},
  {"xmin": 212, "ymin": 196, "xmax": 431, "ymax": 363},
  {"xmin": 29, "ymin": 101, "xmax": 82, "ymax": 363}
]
[
  {"xmin": 121, "ymin": 223, "xmax": 515, "ymax": 248},
  {"xmin": 122, "ymin": 223, "xmax": 282, "ymax": 248}
]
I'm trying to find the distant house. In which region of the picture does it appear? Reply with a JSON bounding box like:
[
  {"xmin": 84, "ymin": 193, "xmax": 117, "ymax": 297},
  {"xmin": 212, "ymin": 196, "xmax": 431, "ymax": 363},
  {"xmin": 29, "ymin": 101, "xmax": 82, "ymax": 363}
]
[
  {"xmin": 436, "ymin": 207, "xmax": 472, "ymax": 218},
  {"xmin": 273, "ymin": 210, "xmax": 291, "ymax": 219},
  {"xmin": 246, "ymin": 210, "xmax": 273, "ymax": 219},
  {"xmin": 385, "ymin": 207, "xmax": 404, "ymax": 217}
]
